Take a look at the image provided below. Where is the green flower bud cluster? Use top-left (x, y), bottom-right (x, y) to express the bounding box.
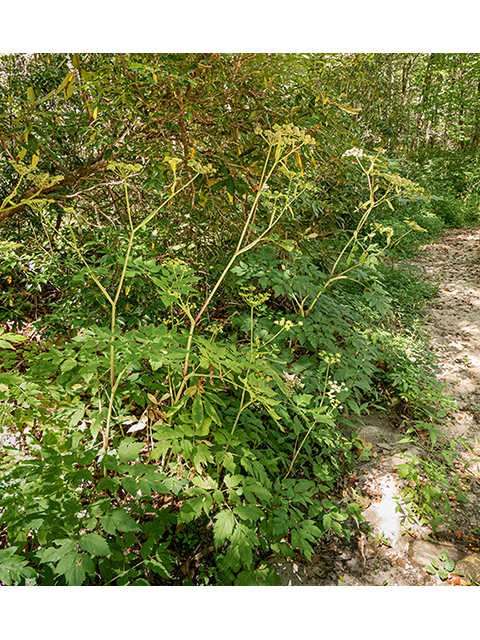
top-left (404, 218), bottom-right (428, 233)
top-left (255, 123), bottom-right (315, 148)
top-left (107, 162), bottom-right (143, 178)
top-left (239, 285), bottom-right (270, 308)
top-left (274, 318), bottom-right (303, 330)
top-left (163, 257), bottom-right (186, 269)
top-left (319, 350), bottom-right (341, 365)
top-left (10, 162), bottom-right (64, 188)
top-left (371, 222), bottom-right (394, 244)
top-left (188, 158), bottom-right (215, 175)
top-left (162, 156), bottom-right (183, 172)
top-left (28, 172), bottom-right (65, 189)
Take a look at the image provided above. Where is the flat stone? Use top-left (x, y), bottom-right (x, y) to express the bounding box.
top-left (454, 554), bottom-right (480, 584)
top-left (408, 539), bottom-right (466, 567)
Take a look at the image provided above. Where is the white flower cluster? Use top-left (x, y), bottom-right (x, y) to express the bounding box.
top-left (326, 380), bottom-right (348, 410)
top-left (342, 147), bottom-right (365, 158)
top-left (283, 370), bottom-right (305, 389)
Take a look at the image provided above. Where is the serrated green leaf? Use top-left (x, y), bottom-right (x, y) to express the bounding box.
top-left (233, 504), bottom-right (263, 522)
top-left (101, 508), bottom-right (140, 533)
top-left (78, 533), bottom-right (111, 557)
top-left (118, 438), bottom-right (144, 463)
top-left (193, 443), bottom-right (214, 471)
top-left (224, 474), bottom-right (243, 489)
top-left (178, 497), bottom-right (205, 524)
top-left (242, 479), bottom-right (271, 505)
top-left (122, 475), bottom-right (138, 495)
top-left (213, 510), bottom-right (235, 546)
top-left (55, 550), bottom-right (79, 576)
top-left (0, 548), bottom-right (37, 585)
top-left (213, 489), bottom-right (224, 504)
top-left (64, 554), bottom-right (94, 586)
top-left (196, 416), bottom-right (211, 436)
top-left (40, 539), bottom-right (77, 564)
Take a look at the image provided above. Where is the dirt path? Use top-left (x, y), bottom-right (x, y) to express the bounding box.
top-left (269, 227), bottom-right (480, 586)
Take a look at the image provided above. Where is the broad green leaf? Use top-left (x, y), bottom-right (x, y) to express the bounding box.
top-left (204, 397), bottom-right (221, 424)
top-left (65, 79), bottom-right (75, 99)
top-left (69, 405), bottom-right (85, 427)
top-left (60, 358), bottom-right (77, 373)
top-left (79, 533), bottom-right (111, 557)
top-left (27, 86), bottom-right (36, 103)
top-left (0, 548), bottom-right (37, 585)
top-left (233, 504), bottom-right (263, 522)
top-left (224, 474), bottom-right (243, 489)
top-left (196, 416), bottom-right (211, 436)
top-left (425, 564), bottom-right (436, 575)
top-left (192, 394), bottom-right (204, 428)
top-left (242, 479), bottom-right (271, 505)
top-left (444, 559), bottom-right (455, 572)
top-left (0, 332), bottom-right (27, 344)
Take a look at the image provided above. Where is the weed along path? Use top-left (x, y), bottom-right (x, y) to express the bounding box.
top-left (268, 226), bottom-right (480, 586)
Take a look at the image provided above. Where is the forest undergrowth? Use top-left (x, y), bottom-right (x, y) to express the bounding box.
top-left (1, 53), bottom-right (480, 586)
top-left (0, 140), bottom-right (472, 586)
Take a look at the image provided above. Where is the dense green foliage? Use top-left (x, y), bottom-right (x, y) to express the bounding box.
top-left (0, 53), bottom-right (478, 585)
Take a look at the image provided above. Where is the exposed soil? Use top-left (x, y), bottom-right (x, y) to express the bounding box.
top-left (268, 227), bottom-right (480, 586)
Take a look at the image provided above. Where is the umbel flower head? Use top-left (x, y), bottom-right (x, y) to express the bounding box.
top-left (107, 162), bottom-right (143, 178)
top-left (239, 285), bottom-right (271, 308)
top-left (404, 218), bottom-right (428, 232)
top-left (188, 158), bottom-right (215, 176)
top-left (255, 123), bottom-right (315, 148)
top-left (342, 147), bottom-right (365, 158)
